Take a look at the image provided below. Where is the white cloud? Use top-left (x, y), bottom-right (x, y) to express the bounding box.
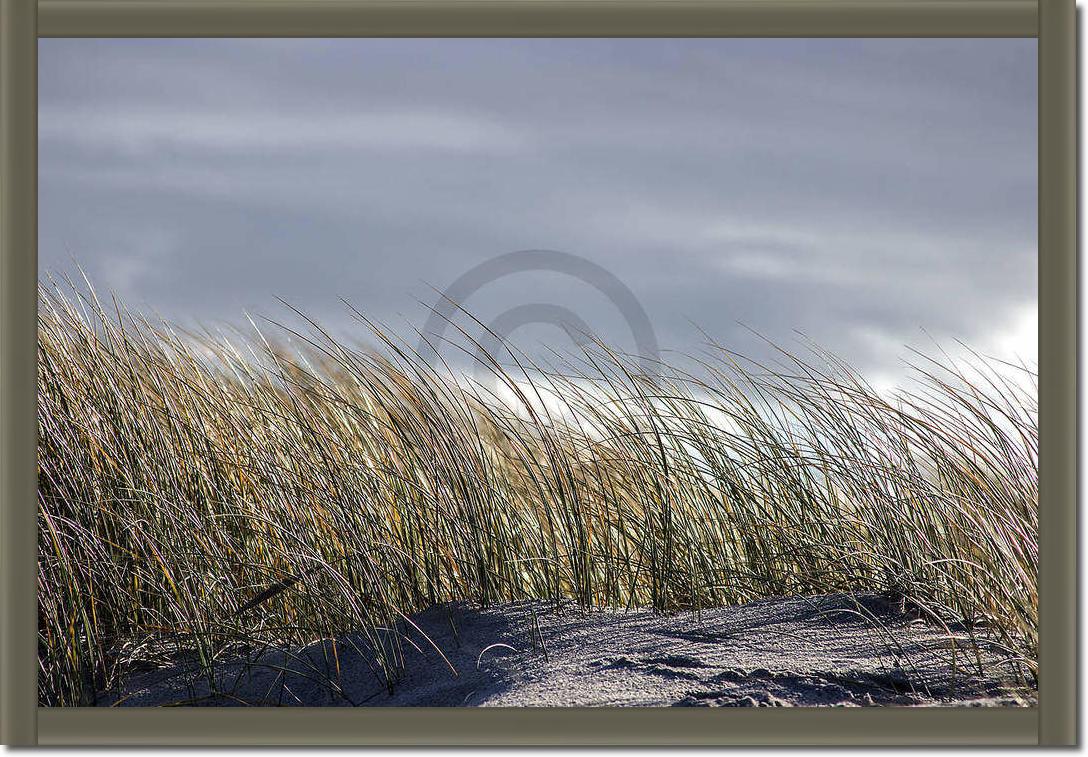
top-left (987, 302), bottom-right (1038, 366)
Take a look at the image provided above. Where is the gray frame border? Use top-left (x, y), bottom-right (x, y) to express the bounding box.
top-left (1, 0), bottom-right (1075, 746)
top-left (1, 0), bottom-right (38, 748)
top-left (1038, 0), bottom-right (1077, 745)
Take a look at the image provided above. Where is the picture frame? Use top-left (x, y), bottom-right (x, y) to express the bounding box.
top-left (1, 0), bottom-right (1075, 746)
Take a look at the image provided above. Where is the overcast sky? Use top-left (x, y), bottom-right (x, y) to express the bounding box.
top-left (39, 38), bottom-right (1037, 384)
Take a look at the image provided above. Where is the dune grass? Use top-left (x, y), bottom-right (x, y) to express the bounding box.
top-left (37, 281), bottom-right (1037, 706)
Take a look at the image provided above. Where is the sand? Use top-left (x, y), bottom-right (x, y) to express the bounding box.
top-left (98, 592), bottom-right (1035, 707)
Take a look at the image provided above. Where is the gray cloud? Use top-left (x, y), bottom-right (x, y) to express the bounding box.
top-left (39, 38), bottom-right (1037, 378)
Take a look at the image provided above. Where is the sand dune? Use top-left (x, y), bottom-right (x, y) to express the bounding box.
top-left (100, 593), bottom-right (1035, 708)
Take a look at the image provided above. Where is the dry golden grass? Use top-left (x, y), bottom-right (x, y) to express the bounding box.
top-left (38, 281), bottom-right (1037, 705)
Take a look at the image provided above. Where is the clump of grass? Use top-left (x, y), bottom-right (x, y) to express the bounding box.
top-left (37, 280), bottom-right (1037, 705)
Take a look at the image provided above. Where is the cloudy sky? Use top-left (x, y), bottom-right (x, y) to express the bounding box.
top-left (39, 38), bottom-right (1037, 383)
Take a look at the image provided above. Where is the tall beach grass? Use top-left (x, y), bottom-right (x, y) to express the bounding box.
top-left (38, 281), bottom-right (1037, 705)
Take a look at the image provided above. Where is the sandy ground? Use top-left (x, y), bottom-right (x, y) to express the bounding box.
top-left (98, 593), bottom-right (1035, 707)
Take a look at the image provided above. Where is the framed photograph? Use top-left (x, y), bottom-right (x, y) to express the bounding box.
top-left (1, 0), bottom-right (1075, 746)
